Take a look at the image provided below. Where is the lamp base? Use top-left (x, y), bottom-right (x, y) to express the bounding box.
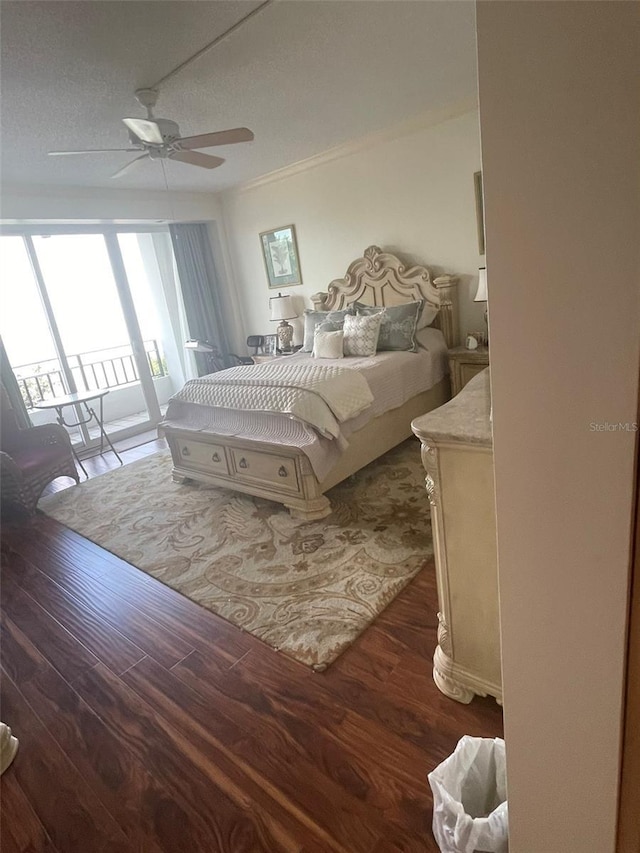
top-left (277, 320), bottom-right (294, 353)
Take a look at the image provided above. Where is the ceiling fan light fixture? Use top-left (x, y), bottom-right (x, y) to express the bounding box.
top-left (122, 117), bottom-right (165, 145)
top-left (47, 88), bottom-right (254, 175)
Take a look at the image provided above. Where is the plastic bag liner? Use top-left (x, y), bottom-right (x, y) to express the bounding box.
top-left (428, 736), bottom-right (508, 853)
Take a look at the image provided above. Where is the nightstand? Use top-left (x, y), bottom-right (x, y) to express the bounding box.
top-left (448, 346), bottom-right (490, 396)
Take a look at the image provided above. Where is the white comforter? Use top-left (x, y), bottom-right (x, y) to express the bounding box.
top-left (169, 360), bottom-right (374, 440)
top-left (163, 328), bottom-right (449, 479)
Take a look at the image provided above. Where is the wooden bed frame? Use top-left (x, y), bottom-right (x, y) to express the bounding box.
top-left (163, 246), bottom-right (458, 520)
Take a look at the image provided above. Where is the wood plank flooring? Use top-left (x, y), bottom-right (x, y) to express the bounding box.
top-left (0, 438), bottom-right (503, 852)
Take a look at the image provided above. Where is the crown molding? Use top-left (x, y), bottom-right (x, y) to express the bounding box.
top-left (223, 98), bottom-right (478, 197)
top-left (0, 184), bottom-right (207, 202)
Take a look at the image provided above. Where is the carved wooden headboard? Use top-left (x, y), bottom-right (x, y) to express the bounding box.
top-left (310, 245), bottom-right (459, 348)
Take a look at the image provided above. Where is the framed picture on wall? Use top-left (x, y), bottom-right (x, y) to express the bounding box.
top-left (474, 171), bottom-right (486, 256)
top-left (259, 224), bottom-right (303, 288)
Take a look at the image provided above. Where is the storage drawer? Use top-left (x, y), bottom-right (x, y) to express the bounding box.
top-left (176, 439), bottom-right (229, 474)
top-left (229, 448), bottom-right (300, 494)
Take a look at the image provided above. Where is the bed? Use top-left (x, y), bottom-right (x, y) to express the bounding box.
top-left (161, 245), bottom-right (458, 519)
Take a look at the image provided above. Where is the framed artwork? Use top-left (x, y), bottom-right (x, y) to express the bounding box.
top-left (474, 171), bottom-right (486, 256)
top-left (263, 334), bottom-right (278, 356)
top-left (259, 224), bottom-right (302, 288)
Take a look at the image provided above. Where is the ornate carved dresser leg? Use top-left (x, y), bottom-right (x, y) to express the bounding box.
top-left (433, 645), bottom-right (475, 704)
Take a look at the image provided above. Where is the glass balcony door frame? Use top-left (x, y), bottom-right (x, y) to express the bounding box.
top-left (104, 230), bottom-right (162, 427)
top-left (2, 223), bottom-right (167, 447)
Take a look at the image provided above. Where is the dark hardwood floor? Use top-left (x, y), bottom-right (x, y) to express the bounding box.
top-left (0, 438), bottom-right (503, 853)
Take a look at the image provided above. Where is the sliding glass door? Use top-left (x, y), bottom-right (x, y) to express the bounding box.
top-left (33, 232), bottom-right (158, 442)
top-left (0, 235), bottom-right (72, 425)
top-left (0, 227), bottom-right (181, 452)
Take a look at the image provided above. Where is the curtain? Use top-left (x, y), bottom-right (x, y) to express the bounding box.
top-left (169, 223), bottom-right (231, 377)
top-left (0, 336), bottom-right (31, 429)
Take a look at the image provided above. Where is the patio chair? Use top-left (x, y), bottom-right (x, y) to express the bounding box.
top-left (0, 398), bottom-right (79, 515)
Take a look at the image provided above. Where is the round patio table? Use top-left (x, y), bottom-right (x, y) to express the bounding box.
top-left (34, 389), bottom-right (123, 478)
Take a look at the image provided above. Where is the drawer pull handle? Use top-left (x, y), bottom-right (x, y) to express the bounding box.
top-left (239, 457), bottom-right (248, 469)
top-left (182, 446), bottom-right (191, 456)
top-left (278, 466), bottom-right (288, 478)
top-left (212, 452), bottom-right (221, 463)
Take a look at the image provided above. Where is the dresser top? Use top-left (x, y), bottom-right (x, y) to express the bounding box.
top-left (411, 369), bottom-right (492, 447)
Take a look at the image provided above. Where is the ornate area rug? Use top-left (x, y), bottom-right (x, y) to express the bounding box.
top-left (40, 441), bottom-right (432, 669)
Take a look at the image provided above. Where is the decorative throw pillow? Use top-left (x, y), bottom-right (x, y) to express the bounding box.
top-left (315, 320), bottom-right (344, 335)
top-left (313, 329), bottom-right (344, 359)
top-left (343, 313), bottom-right (382, 357)
top-left (356, 300), bottom-right (424, 352)
top-left (302, 308), bottom-right (354, 352)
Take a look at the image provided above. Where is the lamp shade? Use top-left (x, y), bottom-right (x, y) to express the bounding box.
top-left (270, 293), bottom-right (296, 321)
top-left (474, 267), bottom-right (488, 302)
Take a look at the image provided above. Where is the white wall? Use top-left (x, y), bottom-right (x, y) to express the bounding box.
top-left (220, 109), bottom-right (486, 347)
top-left (0, 185), bottom-right (221, 223)
top-left (477, 3), bottom-right (640, 851)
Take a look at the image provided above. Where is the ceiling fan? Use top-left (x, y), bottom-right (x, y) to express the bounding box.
top-left (48, 89), bottom-right (254, 178)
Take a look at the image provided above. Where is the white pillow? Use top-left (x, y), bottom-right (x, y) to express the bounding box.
top-left (343, 313), bottom-right (382, 357)
top-left (302, 308), bottom-right (353, 351)
top-left (313, 329), bottom-right (344, 359)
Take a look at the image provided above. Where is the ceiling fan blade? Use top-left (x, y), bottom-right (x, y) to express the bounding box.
top-left (122, 118), bottom-right (164, 145)
top-left (170, 151), bottom-right (225, 169)
top-left (176, 127), bottom-right (254, 150)
top-left (49, 148), bottom-right (139, 156)
top-left (110, 154), bottom-right (149, 179)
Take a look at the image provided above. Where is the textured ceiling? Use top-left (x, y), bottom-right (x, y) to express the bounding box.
top-left (0, 0), bottom-right (477, 193)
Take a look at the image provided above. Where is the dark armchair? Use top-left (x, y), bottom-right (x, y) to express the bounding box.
top-left (0, 404), bottom-right (79, 515)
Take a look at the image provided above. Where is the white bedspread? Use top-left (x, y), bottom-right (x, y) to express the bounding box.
top-left (163, 327), bottom-right (449, 480)
top-left (169, 360), bottom-right (374, 440)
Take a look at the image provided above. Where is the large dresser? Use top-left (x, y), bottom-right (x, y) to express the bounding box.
top-left (411, 370), bottom-right (502, 704)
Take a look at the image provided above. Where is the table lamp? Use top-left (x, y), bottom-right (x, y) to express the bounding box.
top-left (270, 293), bottom-right (297, 352)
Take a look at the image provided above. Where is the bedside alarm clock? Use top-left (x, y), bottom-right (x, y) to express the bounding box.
top-left (465, 334), bottom-right (479, 350)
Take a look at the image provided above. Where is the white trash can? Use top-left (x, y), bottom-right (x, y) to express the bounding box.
top-left (428, 736), bottom-right (508, 853)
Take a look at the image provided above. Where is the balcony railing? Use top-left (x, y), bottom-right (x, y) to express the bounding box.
top-left (14, 340), bottom-right (167, 410)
